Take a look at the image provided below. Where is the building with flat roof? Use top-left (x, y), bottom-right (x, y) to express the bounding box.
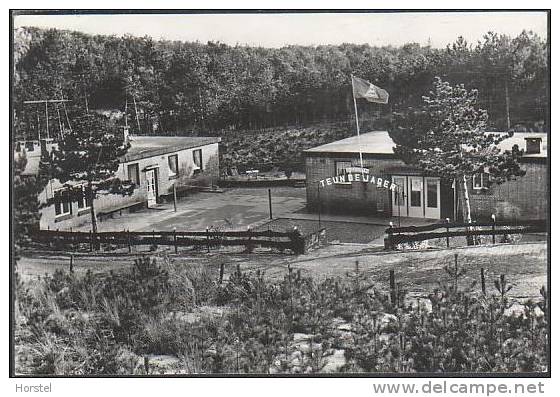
top-left (21, 134), bottom-right (221, 230)
top-left (304, 130), bottom-right (547, 221)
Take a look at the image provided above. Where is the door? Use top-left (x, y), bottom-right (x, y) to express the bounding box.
top-left (408, 176), bottom-right (424, 218)
top-left (424, 177), bottom-right (441, 219)
top-left (391, 176), bottom-right (407, 217)
top-left (146, 169), bottom-right (157, 208)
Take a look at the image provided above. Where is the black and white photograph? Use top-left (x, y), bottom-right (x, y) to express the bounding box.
top-left (9, 9), bottom-right (550, 379)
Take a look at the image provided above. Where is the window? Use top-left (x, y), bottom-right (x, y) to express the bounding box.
top-left (168, 154), bottom-right (179, 178)
top-left (76, 186), bottom-right (92, 210)
top-left (473, 173), bottom-right (490, 190)
top-left (393, 177), bottom-right (405, 206)
top-left (54, 189), bottom-right (72, 216)
top-left (25, 141), bottom-right (35, 152)
top-left (426, 180), bottom-right (438, 208)
top-left (193, 149), bottom-right (203, 171)
top-left (127, 163), bottom-right (140, 185)
top-left (334, 161), bottom-right (352, 184)
top-left (410, 179), bottom-right (422, 207)
top-left (525, 137), bottom-right (542, 154)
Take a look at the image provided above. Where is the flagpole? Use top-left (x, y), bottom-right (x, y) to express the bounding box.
top-left (351, 74), bottom-right (365, 174)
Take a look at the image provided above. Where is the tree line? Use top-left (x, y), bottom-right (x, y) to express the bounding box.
top-left (13, 26), bottom-right (548, 140)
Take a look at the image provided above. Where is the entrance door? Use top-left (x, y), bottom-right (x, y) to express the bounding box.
top-left (408, 176), bottom-right (424, 218)
top-left (146, 169), bottom-right (157, 208)
top-left (391, 176), bottom-right (407, 217)
top-left (424, 177), bottom-right (441, 219)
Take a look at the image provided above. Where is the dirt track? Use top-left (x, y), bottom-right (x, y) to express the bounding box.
top-left (17, 242), bottom-right (547, 302)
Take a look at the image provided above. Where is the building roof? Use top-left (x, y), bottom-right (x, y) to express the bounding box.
top-left (305, 131), bottom-right (395, 155)
top-left (495, 132), bottom-right (547, 158)
top-left (121, 135), bottom-right (221, 163)
top-left (305, 130), bottom-right (547, 159)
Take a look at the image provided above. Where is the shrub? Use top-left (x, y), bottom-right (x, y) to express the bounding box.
top-left (15, 257), bottom-right (549, 375)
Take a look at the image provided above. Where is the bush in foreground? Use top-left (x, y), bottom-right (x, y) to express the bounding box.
top-left (15, 256), bottom-right (548, 374)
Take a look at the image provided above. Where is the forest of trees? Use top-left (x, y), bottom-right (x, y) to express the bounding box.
top-left (13, 26), bottom-right (548, 140)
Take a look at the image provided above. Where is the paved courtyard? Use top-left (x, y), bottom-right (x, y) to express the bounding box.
top-left (78, 186), bottom-right (436, 244)
top-left (86, 187), bottom-right (308, 232)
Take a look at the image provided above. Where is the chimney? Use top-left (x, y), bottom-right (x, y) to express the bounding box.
top-left (524, 137), bottom-right (542, 155)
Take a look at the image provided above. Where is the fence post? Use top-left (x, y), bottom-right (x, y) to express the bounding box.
top-left (173, 183), bottom-right (177, 213)
top-left (454, 253), bottom-right (459, 293)
top-left (385, 222), bottom-right (394, 250)
top-left (219, 263), bottom-right (224, 284)
top-left (480, 267), bottom-right (486, 295)
top-left (445, 218), bottom-right (450, 248)
top-left (206, 226), bottom-right (210, 253)
top-left (69, 254), bottom-right (74, 273)
top-left (396, 282), bottom-right (402, 308)
top-left (89, 230), bottom-right (93, 252)
top-left (491, 214), bottom-right (496, 244)
top-left (355, 260), bottom-right (360, 291)
top-left (288, 264), bottom-right (294, 321)
top-left (173, 227), bottom-right (178, 254)
top-left (268, 188), bottom-right (273, 220)
top-left (389, 269), bottom-right (396, 307)
top-left (70, 227), bottom-right (74, 251)
top-left (127, 229), bottom-right (131, 253)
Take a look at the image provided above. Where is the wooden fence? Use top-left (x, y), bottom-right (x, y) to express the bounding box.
top-left (384, 219), bottom-right (547, 250)
top-left (32, 228), bottom-right (307, 254)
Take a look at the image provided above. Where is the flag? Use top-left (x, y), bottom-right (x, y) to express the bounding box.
top-left (352, 75), bottom-right (389, 104)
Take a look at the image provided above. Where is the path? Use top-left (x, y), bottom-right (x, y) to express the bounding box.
top-left (18, 242), bottom-right (547, 302)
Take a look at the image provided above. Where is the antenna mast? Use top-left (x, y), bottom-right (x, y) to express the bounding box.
top-left (23, 99), bottom-right (71, 140)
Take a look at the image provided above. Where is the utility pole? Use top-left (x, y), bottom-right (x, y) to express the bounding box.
top-left (173, 183), bottom-right (177, 213)
top-left (317, 182), bottom-right (321, 228)
top-left (124, 98), bottom-right (128, 128)
top-left (505, 81), bottom-right (511, 130)
top-left (45, 101), bottom-right (49, 139)
top-left (23, 99), bottom-right (71, 140)
top-left (133, 95), bottom-right (141, 134)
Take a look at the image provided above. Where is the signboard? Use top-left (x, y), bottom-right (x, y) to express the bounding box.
top-left (345, 167), bottom-right (370, 174)
top-left (318, 173), bottom-right (397, 191)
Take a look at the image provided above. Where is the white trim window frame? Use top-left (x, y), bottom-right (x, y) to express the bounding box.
top-left (192, 149), bottom-right (203, 172)
top-left (334, 161), bottom-right (352, 184)
top-left (168, 154), bottom-right (179, 179)
top-left (54, 188), bottom-right (72, 217)
top-left (76, 185), bottom-right (91, 211)
top-left (127, 163), bottom-right (140, 185)
top-left (472, 172), bottom-right (490, 190)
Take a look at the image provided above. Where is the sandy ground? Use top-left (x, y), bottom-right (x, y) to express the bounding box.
top-left (18, 241), bottom-right (547, 302)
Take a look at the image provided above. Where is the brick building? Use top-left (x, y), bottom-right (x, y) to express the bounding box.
top-left (304, 131), bottom-right (547, 221)
top-left (17, 134), bottom-right (221, 230)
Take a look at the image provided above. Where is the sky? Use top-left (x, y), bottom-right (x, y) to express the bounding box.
top-left (13, 11), bottom-right (548, 48)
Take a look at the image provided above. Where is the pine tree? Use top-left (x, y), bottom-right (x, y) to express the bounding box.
top-left (390, 77), bottom-right (526, 242)
top-left (13, 153), bottom-right (41, 263)
top-left (50, 112), bottom-right (134, 235)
